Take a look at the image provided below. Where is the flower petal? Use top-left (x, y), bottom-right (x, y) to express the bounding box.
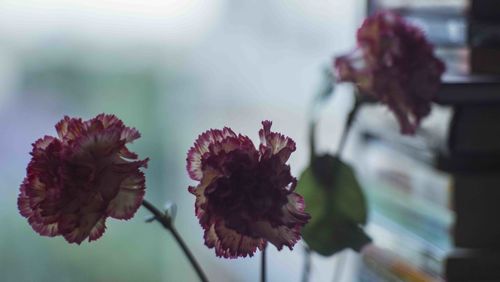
top-left (69, 127), bottom-right (124, 159)
top-left (258, 120), bottom-right (296, 162)
top-left (33, 135), bottom-right (57, 150)
top-left (250, 221), bottom-right (301, 251)
top-left (28, 217), bottom-right (59, 237)
top-left (55, 116), bottom-right (85, 141)
top-left (210, 222), bottom-right (265, 258)
top-left (89, 217), bottom-right (107, 242)
top-left (94, 113), bottom-right (141, 143)
top-left (94, 113), bottom-right (123, 128)
top-left (119, 146), bottom-right (139, 159)
top-left (19, 179), bottom-right (61, 237)
top-left (189, 167), bottom-right (220, 228)
top-left (187, 127), bottom-right (237, 181)
top-left (281, 193), bottom-right (311, 226)
top-left (107, 171), bottom-right (146, 220)
top-left (61, 210), bottom-right (104, 244)
top-left (18, 180), bottom-right (33, 218)
top-left (250, 194), bottom-right (310, 250)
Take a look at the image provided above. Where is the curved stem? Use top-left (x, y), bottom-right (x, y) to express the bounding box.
top-left (337, 97), bottom-right (362, 155)
top-left (261, 246), bottom-right (267, 282)
top-left (142, 200), bottom-right (209, 282)
top-left (308, 120), bottom-right (317, 164)
top-left (308, 67), bottom-right (335, 161)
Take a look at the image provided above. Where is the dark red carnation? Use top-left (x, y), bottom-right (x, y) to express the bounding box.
top-left (334, 11), bottom-right (445, 134)
top-left (18, 114), bottom-right (148, 244)
top-left (187, 121), bottom-right (310, 258)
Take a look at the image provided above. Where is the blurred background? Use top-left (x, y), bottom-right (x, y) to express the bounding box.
top-left (0, 1), bottom-right (370, 281)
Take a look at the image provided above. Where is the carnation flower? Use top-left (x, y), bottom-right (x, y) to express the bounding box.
top-left (18, 114), bottom-right (148, 244)
top-left (187, 121), bottom-right (310, 258)
top-left (334, 11), bottom-right (445, 134)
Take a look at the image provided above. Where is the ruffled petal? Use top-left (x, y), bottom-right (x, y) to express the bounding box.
top-left (69, 127), bottom-right (124, 160)
top-left (120, 127), bottom-right (141, 143)
top-left (119, 146), bottom-right (138, 159)
top-left (55, 116), bottom-right (85, 141)
top-left (250, 221), bottom-right (301, 251)
top-left (61, 212), bottom-right (103, 244)
top-left (189, 167), bottom-right (220, 228)
top-left (20, 135), bottom-right (64, 237)
top-left (88, 217), bottom-right (107, 242)
top-left (189, 185), bottom-right (208, 226)
top-left (201, 135), bottom-right (258, 177)
top-left (18, 180), bottom-right (33, 218)
top-left (281, 193), bottom-right (311, 226)
top-left (28, 217), bottom-right (59, 237)
top-left (209, 222), bottom-right (265, 258)
top-left (94, 114), bottom-right (141, 143)
top-left (187, 127), bottom-right (237, 181)
top-left (258, 120), bottom-right (296, 162)
top-left (33, 135), bottom-right (57, 150)
top-left (250, 193), bottom-right (310, 250)
top-left (94, 113), bottom-right (124, 128)
top-left (107, 171), bottom-right (146, 220)
top-left (19, 178), bottom-right (61, 237)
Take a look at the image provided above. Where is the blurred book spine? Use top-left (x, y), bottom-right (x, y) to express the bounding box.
top-left (359, 245), bottom-right (444, 282)
top-left (354, 132), bottom-right (453, 280)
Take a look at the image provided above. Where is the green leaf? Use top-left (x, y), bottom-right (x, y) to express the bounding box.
top-left (296, 154), bottom-right (371, 256)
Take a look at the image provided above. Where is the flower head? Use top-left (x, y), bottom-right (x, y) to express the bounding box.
top-left (18, 114), bottom-right (148, 244)
top-left (334, 11), bottom-right (445, 134)
top-left (187, 121), bottom-right (310, 258)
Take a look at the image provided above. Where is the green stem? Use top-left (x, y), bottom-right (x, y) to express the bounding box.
top-left (309, 120), bottom-right (317, 164)
top-left (308, 68), bottom-right (335, 162)
top-left (336, 96), bottom-right (362, 155)
top-left (142, 200), bottom-right (209, 282)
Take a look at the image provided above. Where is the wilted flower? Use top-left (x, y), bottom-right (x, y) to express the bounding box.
top-left (187, 121), bottom-right (310, 258)
top-left (18, 114), bottom-right (148, 244)
top-left (334, 11), bottom-right (445, 134)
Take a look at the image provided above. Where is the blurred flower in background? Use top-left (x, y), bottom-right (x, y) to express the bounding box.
top-left (335, 11), bottom-right (445, 134)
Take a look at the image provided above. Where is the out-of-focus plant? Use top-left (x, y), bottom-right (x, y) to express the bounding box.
top-left (335, 11), bottom-right (445, 135)
top-left (297, 10), bottom-right (444, 281)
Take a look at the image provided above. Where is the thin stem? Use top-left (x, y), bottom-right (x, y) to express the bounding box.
top-left (308, 120), bottom-right (317, 164)
top-left (301, 245), bottom-right (312, 282)
top-left (337, 97), bottom-right (362, 155)
top-left (142, 200), bottom-right (209, 282)
top-left (261, 246), bottom-right (267, 282)
top-left (308, 67), bottom-right (335, 161)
